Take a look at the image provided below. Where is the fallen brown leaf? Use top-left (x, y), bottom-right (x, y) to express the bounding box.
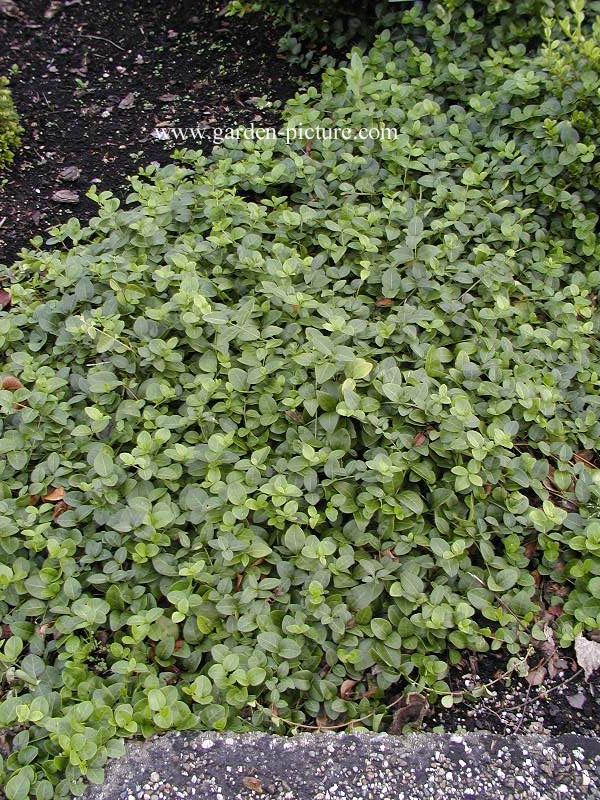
top-left (1, 375), bottom-right (24, 391)
top-left (575, 633), bottom-right (600, 680)
top-left (538, 624), bottom-right (557, 659)
top-left (375, 297), bottom-right (394, 307)
top-left (316, 708), bottom-right (330, 729)
top-left (547, 654), bottom-right (568, 679)
top-left (118, 92), bottom-right (135, 110)
top-left (566, 691), bottom-right (586, 710)
top-left (468, 653), bottom-right (479, 674)
top-left (340, 678), bottom-right (359, 699)
top-left (413, 432), bottom-right (427, 447)
top-left (58, 165), bottom-right (81, 182)
top-left (241, 777), bottom-right (263, 794)
top-left (36, 622), bottom-right (53, 636)
top-left (524, 540), bottom-right (538, 559)
top-left (534, 623), bottom-right (568, 679)
top-left (574, 450), bottom-right (595, 466)
top-left (52, 500), bottom-right (69, 521)
top-left (242, 775), bottom-right (263, 794)
top-left (388, 692), bottom-right (429, 734)
top-left (0, 289), bottom-right (11, 310)
top-left (526, 663), bottom-right (546, 686)
top-left (43, 486), bottom-right (65, 502)
top-left (51, 189), bottom-right (80, 204)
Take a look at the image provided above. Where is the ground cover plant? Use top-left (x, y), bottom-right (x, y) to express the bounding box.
top-left (1, 0), bottom-right (600, 797)
top-left (0, 75), bottom-right (21, 171)
top-left (226, 0), bottom-right (559, 70)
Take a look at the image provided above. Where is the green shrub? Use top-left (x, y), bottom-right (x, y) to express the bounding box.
top-left (227, 0), bottom-right (555, 70)
top-left (1, 1), bottom-right (600, 798)
top-left (0, 76), bottom-right (21, 170)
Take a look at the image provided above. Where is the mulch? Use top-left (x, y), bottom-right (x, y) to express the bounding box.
top-left (0, 0), bottom-right (300, 266)
top-left (423, 647), bottom-right (600, 738)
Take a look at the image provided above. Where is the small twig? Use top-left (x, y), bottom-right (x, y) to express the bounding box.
top-left (0, 217), bottom-right (6, 229)
top-left (571, 455), bottom-right (596, 469)
top-left (502, 669), bottom-right (584, 714)
top-left (513, 679), bottom-right (533, 734)
top-left (260, 652), bottom-right (534, 732)
top-left (257, 692), bottom-right (409, 731)
top-left (460, 277), bottom-right (482, 301)
top-left (80, 33), bottom-right (126, 51)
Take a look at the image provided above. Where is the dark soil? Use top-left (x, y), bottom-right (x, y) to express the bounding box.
top-left (422, 650), bottom-right (600, 738)
top-left (0, 0), bottom-right (301, 266)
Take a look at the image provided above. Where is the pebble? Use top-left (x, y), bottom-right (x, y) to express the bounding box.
top-left (83, 732), bottom-right (600, 800)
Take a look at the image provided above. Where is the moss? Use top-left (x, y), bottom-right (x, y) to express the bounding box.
top-left (0, 76), bottom-right (22, 170)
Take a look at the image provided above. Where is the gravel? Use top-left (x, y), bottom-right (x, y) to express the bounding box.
top-left (85, 731), bottom-right (600, 800)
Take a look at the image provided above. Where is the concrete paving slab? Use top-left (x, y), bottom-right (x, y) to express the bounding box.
top-left (85, 731), bottom-right (600, 800)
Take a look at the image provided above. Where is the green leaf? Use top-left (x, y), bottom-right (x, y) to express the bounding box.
top-left (400, 571), bottom-right (424, 597)
top-left (284, 525), bottom-right (305, 553)
top-left (589, 577), bottom-right (600, 599)
top-left (488, 568), bottom-right (520, 592)
top-left (345, 358), bottom-right (373, 380)
top-left (381, 267), bottom-right (401, 298)
top-left (5, 767), bottom-right (34, 800)
top-left (92, 446), bottom-right (114, 477)
top-left (397, 491), bottom-right (424, 515)
top-left (87, 370), bottom-right (122, 394)
top-left (148, 689), bottom-right (166, 712)
top-left (279, 639), bottom-right (302, 659)
top-left (227, 483), bottom-right (248, 505)
top-left (371, 618), bottom-right (392, 639)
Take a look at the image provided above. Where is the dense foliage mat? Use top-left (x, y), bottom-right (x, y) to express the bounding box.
top-left (0, 76), bottom-right (21, 171)
top-left (226, 0), bottom-right (562, 70)
top-left (1, 1), bottom-right (600, 797)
